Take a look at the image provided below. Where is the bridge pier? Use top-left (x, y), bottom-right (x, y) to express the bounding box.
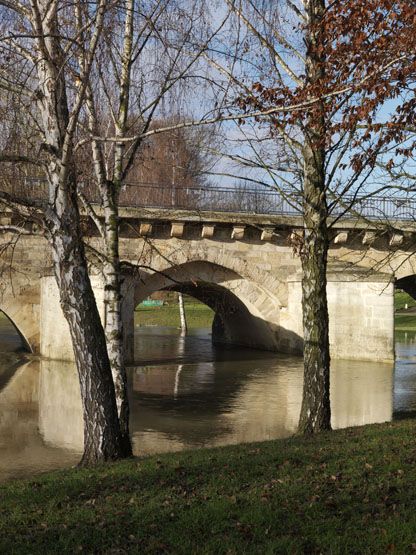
top-left (37, 266), bottom-right (394, 364)
top-left (284, 267), bottom-right (394, 362)
top-left (40, 275), bottom-right (135, 363)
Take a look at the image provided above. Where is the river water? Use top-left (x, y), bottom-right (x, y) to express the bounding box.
top-left (1, 317), bottom-right (416, 482)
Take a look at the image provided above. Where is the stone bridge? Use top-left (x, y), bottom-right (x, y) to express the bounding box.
top-left (2, 202), bottom-right (416, 363)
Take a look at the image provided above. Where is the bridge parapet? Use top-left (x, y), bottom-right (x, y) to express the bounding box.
top-left (7, 179), bottom-right (416, 221)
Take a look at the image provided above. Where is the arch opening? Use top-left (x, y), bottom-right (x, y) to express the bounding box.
top-left (162, 281), bottom-right (276, 350)
top-left (0, 310), bottom-right (32, 353)
top-left (135, 290), bottom-right (214, 331)
top-left (396, 275), bottom-right (416, 302)
top-left (125, 259), bottom-right (303, 359)
top-left (133, 275), bottom-right (279, 352)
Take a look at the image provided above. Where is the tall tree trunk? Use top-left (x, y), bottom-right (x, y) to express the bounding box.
top-left (99, 0), bottom-right (135, 455)
top-left (34, 0), bottom-right (126, 463)
top-left (77, 0), bottom-right (133, 456)
top-left (298, 0), bottom-right (331, 434)
top-left (81, 81), bottom-right (132, 455)
top-left (103, 191), bottom-right (132, 456)
top-left (48, 176), bottom-right (125, 465)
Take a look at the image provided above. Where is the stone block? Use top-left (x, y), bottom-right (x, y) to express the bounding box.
top-left (362, 231), bottom-right (377, 245)
top-left (0, 216), bottom-right (11, 226)
top-left (231, 225), bottom-right (245, 240)
top-left (389, 233), bottom-right (403, 247)
top-left (201, 224), bottom-right (215, 239)
top-left (260, 227), bottom-right (275, 241)
top-left (334, 231), bottom-right (348, 244)
top-left (139, 222), bottom-right (152, 237)
top-left (171, 222), bottom-right (185, 238)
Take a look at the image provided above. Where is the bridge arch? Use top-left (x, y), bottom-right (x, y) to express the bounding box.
top-left (131, 260), bottom-right (302, 352)
top-left (0, 310), bottom-right (32, 353)
top-left (0, 278), bottom-right (40, 353)
top-left (395, 274), bottom-right (416, 300)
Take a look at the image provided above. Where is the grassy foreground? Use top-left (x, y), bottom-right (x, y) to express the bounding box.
top-left (3, 421), bottom-right (416, 553)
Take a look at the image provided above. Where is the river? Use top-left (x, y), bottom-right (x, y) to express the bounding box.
top-left (1, 316), bottom-right (415, 482)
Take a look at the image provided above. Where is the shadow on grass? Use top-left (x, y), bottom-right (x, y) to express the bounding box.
top-left (2, 421), bottom-right (416, 553)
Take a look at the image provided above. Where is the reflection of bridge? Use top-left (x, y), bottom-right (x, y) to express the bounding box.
top-left (1, 202), bottom-right (416, 363)
top-left (0, 357), bottom-right (394, 457)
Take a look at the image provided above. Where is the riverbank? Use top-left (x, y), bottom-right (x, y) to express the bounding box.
top-left (395, 313), bottom-right (416, 331)
top-left (135, 300), bottom-right (214, 328)
top-left (2, 420), bottom-right (416, 553)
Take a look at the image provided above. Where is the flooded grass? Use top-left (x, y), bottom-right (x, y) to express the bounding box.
top-left (2, 420), bottom-right (416, 553)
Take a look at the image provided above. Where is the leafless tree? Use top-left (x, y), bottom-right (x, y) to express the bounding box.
top-left (199, 0), bottom-right (416, 433)
top-left (0, 1), bottom-right (129, 464)
top-left (0, 0), bottom-right (228, 462)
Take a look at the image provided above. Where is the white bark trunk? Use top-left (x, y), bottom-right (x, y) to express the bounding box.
top-left (178, 293), bottom-right (188, 334)
top-left (30, 0), bottom-right (125, 463)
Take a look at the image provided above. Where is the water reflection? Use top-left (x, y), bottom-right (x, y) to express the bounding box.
top-left (394, 330), bottom-right (416, 414)
top-left (34, 340), bottom-right (394, 456)
top-left (0, 325), bottom-right (415, 481)
top-left (0, 360), bottom-right (79, 482)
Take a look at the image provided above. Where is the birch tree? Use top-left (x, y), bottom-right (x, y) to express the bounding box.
top-left (209, 0), bottom-right (416, 433)
top-left (0, 1), bottom-right (126, 464)
top-left (74, 0), bottom-right (225, 449)
top-left (0, 0), bottom-right (226, 461)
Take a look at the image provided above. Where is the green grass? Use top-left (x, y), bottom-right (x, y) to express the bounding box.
top-left (135, 300), bottom-right (214, 329)
top-left (395, 290), bottom-right (416, 311)
top-left (393, 291), bottom-right (416, 331)
top-left (395, 313), bottom-right (416, 331)
top-left (3, 420), bottom-right (416, 553)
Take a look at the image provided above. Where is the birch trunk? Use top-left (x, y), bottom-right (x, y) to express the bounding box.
top-left (48, 180), bottom-right (124, 464)
top-left (100, 0), bottom-right (135, 454)
top-left (78, 0), bottom-right (134, 456)
top-left (297, 0), bottom-right (331, 434)
top-left (33, 0), bottom-right (125, 463)
top-left (178, 293), bottom-right (188, 334)
top-left (103, 192), bottom-right (132, 455)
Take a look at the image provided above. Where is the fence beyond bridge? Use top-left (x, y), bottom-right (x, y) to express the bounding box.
top-left (12, 180), bottom-right (416, 222)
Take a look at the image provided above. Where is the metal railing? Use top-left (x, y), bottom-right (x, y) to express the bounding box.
top-left (6, 179), bottom-right (416, 221)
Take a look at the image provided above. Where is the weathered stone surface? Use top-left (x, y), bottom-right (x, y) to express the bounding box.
top-left (390, 233), bottom-right (403, 247)
top-left (171, 222), bottom-right (185, 238)
top-left (3, 207), bottom-right (416, 363)
top-left (201, 224), bottom-right (215, 239)
top-left (261, 227), bottom-right (275, 241)
top-left (362, 231), bottom-right (377, 245)
top-left (231, 225), bottom-right (245, 240)
top-left (334, 231), bottom-right (348, 244)
top-left (139, 222), bottom-right (152, 237)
